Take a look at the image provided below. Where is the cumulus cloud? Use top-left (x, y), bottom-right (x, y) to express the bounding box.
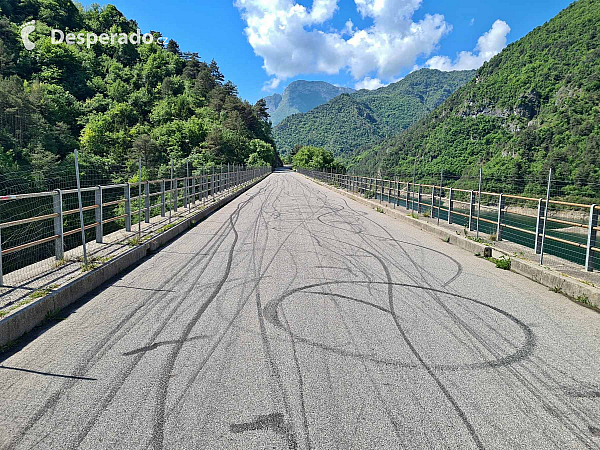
top-left (262, 77), bottom-right (282, 91)
top-left (355, 77), bottom-right (385, 90)
top-left (425, 19), bottom-right (510, 71)
top-left (235, 0), bottom-right (451, 88)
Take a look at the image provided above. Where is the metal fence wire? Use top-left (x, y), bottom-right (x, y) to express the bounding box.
top-left (0, 152), bottom-right (271, 286)
top-left (299, 167), bottom-right (599, 273)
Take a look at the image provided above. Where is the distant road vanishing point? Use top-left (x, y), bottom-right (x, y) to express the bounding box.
top-left (1, 169), bottom-right (599, 449)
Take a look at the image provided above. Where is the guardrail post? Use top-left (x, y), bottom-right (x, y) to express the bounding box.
top-left (95, 186), bottom-right (103, 243)
top-left (406, 182), bottom-right (410, 210)
top-left (380, 178), bottom-right (383, 203)
top-left (387, 180), bottom-right (390, 203)
top-left (74, 150), bottom-right (88, 265)
top-left (469, 191), bottom-right (476, 231)
top-left (54, 189), bottom-right (64, 259)
top-left (204, 168), bottom-right (207, 204)
top-left (170, 161), bottom-right (174, 222)
top-left (417, 185), bottom-right (422, 213)
top-left (448, 188), bottom-right (454, 224)
top-left (431, 186), bottom-right (436, 218)
top-left (125, 184), bottom-right (131, 231)
top-left (174, 178), bottom-right (178, 212)
top-left (185, 162), bottom-right (189, 209)
top-left (585, 204), bottom-right (598, 272)
top-left (160, 180), bottom-right (166, 217)
top-left (0, 228), bottom-right (3, 285)
top-left (192, 175), bottom-right (196, 205)
top-left (211, 166), bottom-right (215, 199)
top-left (534, 198), bottom-right (545, 254)
top-left (145, 181), bottom-right (150, 223)
top-left (497, 194), bottom-right (505, 241)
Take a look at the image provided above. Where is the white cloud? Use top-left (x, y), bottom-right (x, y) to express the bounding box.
top-left (262, 77), bottom-right (282, 91)
top-left (425, 19), bottom-right (510, 71)
top-left (355, 77), bottom-right (385, 90)
top-left (235, 0), bottom-right (451, 83)
top-left (469, 18), bottom-right (475, 26)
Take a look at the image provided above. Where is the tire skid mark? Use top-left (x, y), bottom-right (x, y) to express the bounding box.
top-left (162, 175), bottom-right (313, 447)
top-left (150, 187), bottom-right (270, 449)
top-left (72, 186), bottom-right (267, 449)
top-left (5, 194), bottom-right (251, 450)
top-left (301, 221), bottom-right (408, 446)
top-left (303, 176), bottom-right (599, 448)
top-left (253, 179), bottom-right (301, 449)
top-left (299, 176), bottom-right (414, 445)
top-left (317, 184), bottom-right (599, 448)
top-left (315, 199), bottom-right (524, 376)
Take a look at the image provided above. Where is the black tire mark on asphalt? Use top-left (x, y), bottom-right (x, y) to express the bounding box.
top-left (150, 188), bottom-right (268, 449)
top-left (262, 279), bottom-right (534, 372)
top-left (310, 198), bottom-right (525, 378)
top-left (71, 187), bottom-right (267, 450)
top-left (296, 178), bottom-right (409, 445)
top-left (230, 412), bottom-right (293, 437)
top-left (375, 246), bottom-right (485, 449)
top-left (254, 179), bottom-right (304, 448)
top-left (300, 175), bottom-right (600, 447)
top-left (161, 174), bottom-right (314, 447)
top-left (122, 334), bottom-right (212, 356)
top-left (309, 183), bottom-right (600, 447)
top-left (5, 198), bottom-right (247, 449)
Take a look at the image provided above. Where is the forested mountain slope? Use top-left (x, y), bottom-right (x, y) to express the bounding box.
top-left (273, 68), bottom-right (475, 156)
top-left (355, 0), bottom-right (599, 199)
top-left (0, 0), bottom-right (277, 181)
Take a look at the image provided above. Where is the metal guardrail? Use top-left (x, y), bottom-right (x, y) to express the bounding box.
top-left (299, 168), bottom-right (599, 272)
top-left (0, 165), bottom-right (271, 284)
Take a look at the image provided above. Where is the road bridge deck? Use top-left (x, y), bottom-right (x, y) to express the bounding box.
top-left (1, 169), bottom-right (599, 449)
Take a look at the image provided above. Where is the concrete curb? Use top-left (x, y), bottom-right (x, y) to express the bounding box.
top-left (0, 175), bottom-right (269, 347)
top-left (308, 177), bottom-right (600, 309)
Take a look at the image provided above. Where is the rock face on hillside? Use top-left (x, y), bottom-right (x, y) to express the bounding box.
top-left (262, 81), bottom-right (354, 125)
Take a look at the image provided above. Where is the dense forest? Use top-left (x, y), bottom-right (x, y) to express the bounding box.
top-left (274, 68), bottom-right (475, 158)
top-left (0, 0), bottom-right (277, 187)
top-left (353, 0), bottom-right (599, 201)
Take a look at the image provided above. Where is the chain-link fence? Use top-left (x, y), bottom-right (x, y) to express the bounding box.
top-left (299, 167), bottom-right (599, 273)
top-left (0, 152), bottom-right (270, 288)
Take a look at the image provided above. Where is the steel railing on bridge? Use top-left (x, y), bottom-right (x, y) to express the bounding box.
top-left (0, 162), bottom-right (271, 285)
top-left (298, 168), bottom-right (599, 272)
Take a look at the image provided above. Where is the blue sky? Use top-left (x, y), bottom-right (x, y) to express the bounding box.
top-left (84, 0), bottom-right (574, 103)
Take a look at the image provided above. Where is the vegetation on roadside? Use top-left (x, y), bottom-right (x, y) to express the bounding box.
top-left (291, 146), bottom-right (344, 171)
top-left (486, 255), bottom-right (511, 270)
top-left (0, 284), bottom-right (58, 318)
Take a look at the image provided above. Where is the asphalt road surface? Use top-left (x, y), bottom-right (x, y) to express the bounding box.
top-left (1, 169), bottom-right (600, 450)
